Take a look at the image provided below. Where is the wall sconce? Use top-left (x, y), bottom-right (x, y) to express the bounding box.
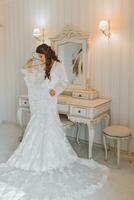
top-left (33, 28), bottom-right (45, 43)
top-left (99, 20), bottom-right (111, 38)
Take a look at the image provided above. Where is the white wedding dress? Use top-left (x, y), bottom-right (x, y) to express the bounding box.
top-left (0, 62), bottom-right (109, 200)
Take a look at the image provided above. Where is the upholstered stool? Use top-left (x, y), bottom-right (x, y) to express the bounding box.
top-left (103, 125), bottom-right (132, 167)
top-left (59, 114), bottom-right (74, 128)
top-left (59, 114), bottom-right (78, 141)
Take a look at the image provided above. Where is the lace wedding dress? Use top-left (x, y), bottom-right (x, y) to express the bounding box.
top-left (0, 62), bottom-right (109, 200)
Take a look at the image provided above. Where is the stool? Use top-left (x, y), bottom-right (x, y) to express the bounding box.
top-left (59, 114), bottom-right (78, 137)
top-left (59, 114), bottom-right (74, 128)
top-left (103, 125), bottom-right (132, 167)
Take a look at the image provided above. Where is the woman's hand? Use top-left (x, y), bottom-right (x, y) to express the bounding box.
top-left (23, 58), bottom-right (33, 72)
top-left (49, 89), bottom-right (56, 96)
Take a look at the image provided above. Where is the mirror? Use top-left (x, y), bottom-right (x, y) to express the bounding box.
top-left (58, 42), bottom-right (83, 86)
top-left (49, 25), bottom-right (90, 90)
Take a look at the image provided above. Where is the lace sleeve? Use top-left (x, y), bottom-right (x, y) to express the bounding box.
top-left (53, 63), bottom-right (69, 95)
top-left (21, 68), bottom-right (34, 75)
top-left (21, 68), bottom-right (36, 87)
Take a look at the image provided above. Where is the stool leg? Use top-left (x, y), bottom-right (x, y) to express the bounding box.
top-left (114, 140), bottom-right (117, 154)
top-left (117, 139), bottom-right (120, 167)
top-left (103, 135), bottom-right (108, 161)
top-left (128, 137), bottom-right (132, 163)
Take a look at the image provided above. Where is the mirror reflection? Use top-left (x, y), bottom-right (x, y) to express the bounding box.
top-left (58, 42), bottom-right (83, 86)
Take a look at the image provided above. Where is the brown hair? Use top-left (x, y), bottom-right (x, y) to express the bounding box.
top-left (36, 43), bottom-right (60, 79)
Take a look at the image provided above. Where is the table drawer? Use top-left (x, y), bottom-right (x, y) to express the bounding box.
top-left (19, 97), bottom-right (29, 107)
top-left (72, 92), bottom-right (89, 99)
top-left (70, 106), bottom-right (88, 117)
top-left (72, 91), bottom-right (98, 100)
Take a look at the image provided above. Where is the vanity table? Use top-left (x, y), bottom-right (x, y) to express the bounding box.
top-left (18, 26), bottom-right (111, 159)
top-left (58, 92), bottom-right (110, 158)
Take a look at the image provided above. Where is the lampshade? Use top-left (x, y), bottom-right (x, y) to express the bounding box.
top-left (99, 20), bottom-right (109, 31)
top-left (33, 28), bottom-right (41, 37)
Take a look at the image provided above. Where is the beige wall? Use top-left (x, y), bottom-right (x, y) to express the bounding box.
top-left (0, 0), bottom-right (134, 150)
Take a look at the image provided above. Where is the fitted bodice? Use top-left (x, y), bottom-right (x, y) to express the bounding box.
top-left (21, 62), bottom-right (68, 116)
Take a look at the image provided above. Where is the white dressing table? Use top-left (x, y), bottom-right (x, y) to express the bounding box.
top-left (57, 91), bottom-right (111, 159)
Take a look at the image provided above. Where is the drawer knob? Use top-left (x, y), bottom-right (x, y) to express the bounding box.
top-left (24, 101), bottom-right (27, 104)
top-left (78, 110), bottom-right (81, 113)
top-left (79, 94), bottom-right (82, 97)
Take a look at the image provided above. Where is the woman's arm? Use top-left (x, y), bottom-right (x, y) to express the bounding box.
top-left (21, 68), bottom-right (32, 74)
top-left (21, 62), bottom-right (37, 87)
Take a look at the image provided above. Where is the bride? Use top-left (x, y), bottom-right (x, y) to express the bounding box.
top-left (0, 44), bottom-right (109, 200)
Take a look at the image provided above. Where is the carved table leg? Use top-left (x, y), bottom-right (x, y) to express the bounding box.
top-left (17, 108), bottom-right (23, 128)
top-left (87, 122), bottom-right (95, 159)
top-left (73, 122), bottom-right (78, 141)
top-left (104, 114), bottom-right (110, 127)
top-left (76, 123), bottom-right (81, 145)
top-left (17, 108), bottom-right (24, 142)
top-left (103, 134), bottom-right (108, 161)
top-left (103, 114), bottom-right (111, 151)
top-left (17, 107), bottom-right (29, 142)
